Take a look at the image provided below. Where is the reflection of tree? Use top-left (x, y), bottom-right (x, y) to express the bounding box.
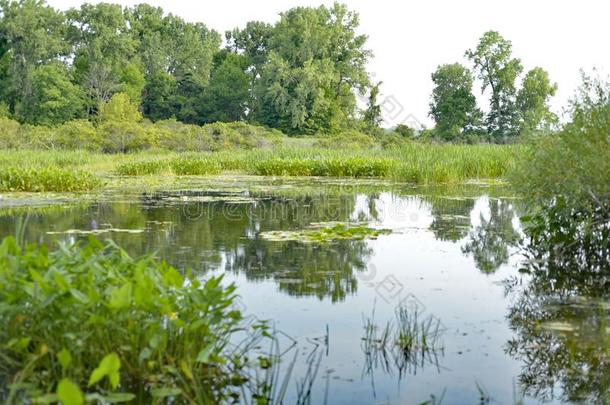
top-left (428, 197), bottom-right (475, 242)
top-left (224, 239), bottom-right (371, 302)
top-left (462, 199), bottom-right (520, 274)
top-left (506, 203), bottom-right (610, 403)
top-left (0, 191), bottom-right (372, 302)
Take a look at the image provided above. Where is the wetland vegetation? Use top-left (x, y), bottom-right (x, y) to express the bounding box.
top-left (0, 0), bottom-right (608, 403)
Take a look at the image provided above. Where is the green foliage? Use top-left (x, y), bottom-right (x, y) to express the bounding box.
top-left (26, 62), bottom-right (86, 126)
top-left (0, 167), bottom-right (101, 192)
top-left (252, 156), bottom-right (393, 178)
top-left (429, 63), bottom-right (483, 141)
top-left (511, 73), bottom-right (610, 207)
top-left (466, 31), bottom-right (523, 140)
top-left (54, 119), bottom-right (104, 151)
top-left (98, 121), bottom-right (152, 153)
top-left (0, 117), bottom-right (23, 148)
top-left (517, 67), bottom-right (558, 135)
top-left (115, 159), bottom-right (170, 176)
top-left (0, 236), bottom-right (245, 402)
top-left (254, 3), bottom-right (371, 134)
top-left (261, 223), bottom-right (391, 243)
top-left (170, 157), bottom-right (222, 176)
top-left (98, 92), bottom-right (142, 123)
top-left (313, 130), bottom-right (377, 150)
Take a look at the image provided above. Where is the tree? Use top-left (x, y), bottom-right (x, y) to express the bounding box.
top-left (362, 81), bottom-right (383, 132)
top-left (99, 92), bottom-right (142, 123)
top-left (429, 63), bottom-right (482, 141)
top-left (25, 62), bottom-right (85, 125)
top-left (254, 3), bottom-right (372, 134)
top-left (517, 67), bottom-right (558, 134)
top-left (201, 52), bottom-right (250, 123)
top-left (119, 63), bottom-right (146, 103)
top-left (142, 71), bottom-right (177, 121)
top-left (0, 0), bottom-right (68, 119)
top-left (466, 31), bottom-right (523, 141)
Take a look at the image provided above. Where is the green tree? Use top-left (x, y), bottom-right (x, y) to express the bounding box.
top-left (0, 0), bottom-right (68, 119)
top-left (201, 52), bottom-right (250, 123)
top-left (362, 81), bottom-right (383, 133)
top-left (66, 3), bottom-right (136, 112)
top-left (517, 67), bottom-right (558, 134)
top-left (254, 3), bottom-right (371, 134)
top-left (99, 92), bottom-right (142, 123)
top-left (466, 31), bottom-right (523, 141)
top-left (119, 62), bottom-right (146, 103)
top-left (429, 63), bottom-right (482, 141)
top-left (142, 71), bottom-right (177, 121)
top-left (25, 62), bottom-right (85, 125)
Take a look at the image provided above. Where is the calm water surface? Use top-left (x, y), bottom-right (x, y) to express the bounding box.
top-left (0, 177), bottom-right (607, 404)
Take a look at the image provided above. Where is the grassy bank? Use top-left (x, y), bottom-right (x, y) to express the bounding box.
top-left (0, 143), bottom-right (521, 192)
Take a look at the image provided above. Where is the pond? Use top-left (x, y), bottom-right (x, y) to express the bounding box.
top-left (0, 177), bottom-right (607, 404)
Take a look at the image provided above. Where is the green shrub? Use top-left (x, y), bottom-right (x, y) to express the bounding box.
top-left (99, 122), bottom-right (155, 153)
top-left (155, 119), bottom-right (214, 152)
top-left (314, 130), bottom-right (377, 150)
top-left (0, 236), bottom-right (245, 402)
top-left (170, 157), bottom-right (222, 175)
top-left (0, 117), bottom-right (23, 149)
top-left (54, 120), bottom-right (104, 151)
top-left (0, 167), bottom-right (101, 192)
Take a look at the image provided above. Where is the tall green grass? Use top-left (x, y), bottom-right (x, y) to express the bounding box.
top-left (0, 167), bottom-right (101, 192)
top-left (0, 143), bottom-right (521, 190)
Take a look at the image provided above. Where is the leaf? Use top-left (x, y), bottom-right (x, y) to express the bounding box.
top-left (108, 283), bottom-right (132, 310)
top-left (103, 393), bottom-right (136, 403)
top-left (163, 267), bottom-right (184, 288)
top-left (70, 289), bottom-right (90, 304)
top-left (151, 387), bottom-right (182, 398)
top-left (88, 353), bottom-right (121, 389)
top-left (57, 348), bottom-right (72, 370)
top-left (196, 344), bottom-right (214, 363)
top-left (57, 379), bottom-right (84, 405)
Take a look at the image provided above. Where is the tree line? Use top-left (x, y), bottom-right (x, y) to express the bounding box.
top-left (0, 0), bottom-right (557, 142)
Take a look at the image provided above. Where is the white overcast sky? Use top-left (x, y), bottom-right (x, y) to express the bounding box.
top-left (48, 0), bottom-right (610, 127)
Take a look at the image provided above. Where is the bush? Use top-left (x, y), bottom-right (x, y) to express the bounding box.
top-left (0, 117), bottom-right (23, 149)
top-left (313, 130), bottom-right (377, 150)
top-left (0, 167), bottom-right (101, 192)
top-left (54, 120), bottom-right (104, 151)
top-left (0, 237), bottom-right (245, 402)
top-left (99, 122), bottom-right (155, 153)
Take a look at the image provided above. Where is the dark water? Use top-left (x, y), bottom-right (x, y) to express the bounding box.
top-left (0, 177), bottom-right (607, 404)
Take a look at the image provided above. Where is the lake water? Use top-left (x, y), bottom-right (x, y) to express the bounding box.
top-left (0, 177), bottom-right (607, 404)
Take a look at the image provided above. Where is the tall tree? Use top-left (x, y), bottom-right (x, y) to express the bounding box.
top-left (517, 67), bottom-right (558, 134)
top-left (26, 62), bottom-right (85, 125)
top-left (66, 3), bottom-right (137, 112)
top-left (0, 0), bottom-right (68, 119)
top-left (363, 81), bottom-right (383, 132)
top-left (201, 51), bottom-right (250, 123)
top-left (466, 31), bottom-right (523, 141)
top-left (254, 3), bottom-right (372, 134)
top-left (429, 63), bottom-right (483, 141)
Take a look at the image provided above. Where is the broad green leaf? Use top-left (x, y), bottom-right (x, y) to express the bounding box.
top-left (108, 283), bottom-right (132, 309)
top-left (88, 353), bottom-right (121, 389)
top-left (151, 387), bottom-right (182, 398)
top-left (57, 379), bottom-right (84, 405)
top-left (57, 348), bottom-right (72, 370)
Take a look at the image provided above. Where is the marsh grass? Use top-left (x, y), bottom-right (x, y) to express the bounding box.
top-left (0, 143), bottom-right (520, 192)
top-left (361, 304), bottom-right (445, 379)
top-left (0, 167), bottom-right (101, 192)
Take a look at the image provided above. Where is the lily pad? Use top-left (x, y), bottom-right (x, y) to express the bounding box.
top-left (260, 223), bottom-right (391, 243)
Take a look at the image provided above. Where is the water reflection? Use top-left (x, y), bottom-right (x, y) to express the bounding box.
top-left (506, 204), bottom-right (610, 403)
top-left (462, 199), bottom-right (521, 274)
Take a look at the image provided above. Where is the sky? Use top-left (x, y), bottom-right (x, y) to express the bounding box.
top-left (48, 0), bottom-right (610, 127)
